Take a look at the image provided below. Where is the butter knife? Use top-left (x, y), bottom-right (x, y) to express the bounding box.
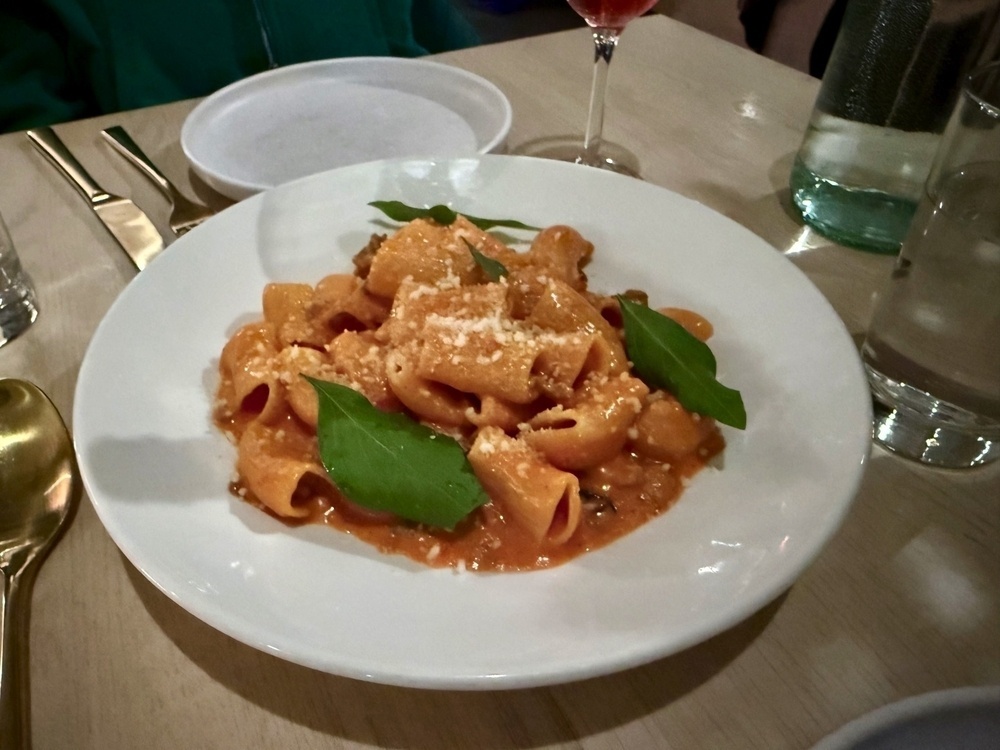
top-left (26, 126), bottom-right (164, 271)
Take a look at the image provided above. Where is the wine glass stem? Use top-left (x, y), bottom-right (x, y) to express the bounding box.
top-left (582, 28), bottom-right (621, 164)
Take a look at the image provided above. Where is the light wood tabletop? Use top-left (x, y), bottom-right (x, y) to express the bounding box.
top-left (0, 15), bottom-right (997, 750)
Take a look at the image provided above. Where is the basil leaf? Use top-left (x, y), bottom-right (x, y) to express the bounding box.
top-left (464, 238), bottom-right (509, 281)
top-left (617, 296), bottom-right (747, 430)
top-left (368, 200), bottom-right (539, 231)
top-left (427, 204), bottom-right (459, 225)
top-left (306, 377), bottom-right (489, 529)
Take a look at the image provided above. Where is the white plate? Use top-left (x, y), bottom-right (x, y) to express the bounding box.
top-left (180, 58), bottom-right (512, 200)
top-left (74, 155), bottom-right (872, 690)
top-left (812, 686), bottom-right (1000, 749)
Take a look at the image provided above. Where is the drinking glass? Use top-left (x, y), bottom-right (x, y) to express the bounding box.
top-left (861, 60), bottom-right (1000, 468)
top-left (519, 0), bottom-right (658, 176)
top-left (0, 212), bottom-right (39, 349)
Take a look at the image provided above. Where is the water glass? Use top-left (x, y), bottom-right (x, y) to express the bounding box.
top-left (0, 212), bottom-right (39, 348)
top-left (861, 60), bottom-right (1000, 468)
top-left (790, 0), bottom-right (999, 254)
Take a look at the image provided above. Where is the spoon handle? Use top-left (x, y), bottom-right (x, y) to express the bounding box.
top-left (0, 567), bottom-right (35, 750)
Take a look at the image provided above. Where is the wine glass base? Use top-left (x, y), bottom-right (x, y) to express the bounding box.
top-left (515, 136), bottom-right (642, 178)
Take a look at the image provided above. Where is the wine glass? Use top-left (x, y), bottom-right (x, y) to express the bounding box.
top-left (520, 0), bottom-right (658, 177)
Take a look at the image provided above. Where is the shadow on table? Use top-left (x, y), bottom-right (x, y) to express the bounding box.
top-left (124, 560), bottom-right (783, 748)
top-left (676, 149), bottom-right (802, 251)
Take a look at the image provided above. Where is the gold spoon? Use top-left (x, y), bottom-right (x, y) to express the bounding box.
top-left (0, 379), bottom-right (80, 749)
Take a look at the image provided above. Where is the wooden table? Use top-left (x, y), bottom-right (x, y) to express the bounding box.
top-left (1, 15), bottom-right (997, 750)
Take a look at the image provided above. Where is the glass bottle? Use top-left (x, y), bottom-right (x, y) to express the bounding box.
top-left (790, 0), bottom-right (999, 254)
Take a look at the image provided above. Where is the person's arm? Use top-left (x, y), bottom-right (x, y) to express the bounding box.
top-left (410, 0), bottom-right (480, 54)
top-left (0, 5), bottom-right (95, 133)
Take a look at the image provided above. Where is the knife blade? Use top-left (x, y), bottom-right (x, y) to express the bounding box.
top-left (26, 126), bottom-right (165, 271)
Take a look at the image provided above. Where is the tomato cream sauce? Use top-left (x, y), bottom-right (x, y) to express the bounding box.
top-left (218, 406), bottom-right (723, 573)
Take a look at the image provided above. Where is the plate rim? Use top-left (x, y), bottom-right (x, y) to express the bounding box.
top-left (73, 154), bottom-right (874, 689)
top-left (179, 57), bottom-right (513, 200)
top-left (811, 685), bottom-right (1000, 749)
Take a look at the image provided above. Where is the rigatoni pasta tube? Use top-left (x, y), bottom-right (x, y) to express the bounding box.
top-left (217, 322), bottom-right (285, 424)
top-left (236, 420), bottom-right (333, 519)
top-left (468, 427), bottom-right (582, 545)
top-left (524, 374), bottom-right (649, 471)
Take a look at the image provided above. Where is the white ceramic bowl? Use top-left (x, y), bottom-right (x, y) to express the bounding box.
top-left (181, 58), bottom-right (512, 200)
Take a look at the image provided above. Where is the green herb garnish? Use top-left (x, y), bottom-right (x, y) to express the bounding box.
top-left (306, 377), bottom-right (489, 529)
top-left (618, 296), bottom-right (746, 429)
top-left (464, 238), bottom-right (509, 281)
top-left (369, 200), bottom-right (539, 231)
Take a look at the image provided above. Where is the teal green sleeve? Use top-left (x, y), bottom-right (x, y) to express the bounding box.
top-left (1, 0), bottom-right (481, 134)
top-left (410, 0), bottom-right (482, 53)
top-left (0, 7), bottom-right (93, 132)
top-left (253, 0), bottom-right (479, 63)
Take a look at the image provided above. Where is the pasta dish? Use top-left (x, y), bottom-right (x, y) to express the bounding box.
top-left (214, 210), bottom-right (730, 571)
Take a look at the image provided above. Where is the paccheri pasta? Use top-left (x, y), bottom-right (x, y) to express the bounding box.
top-left (214, 213), bottom-right (726, 571)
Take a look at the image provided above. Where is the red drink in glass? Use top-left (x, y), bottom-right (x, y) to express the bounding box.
top-left (517, 0), bottom-right (657, 175)
top-left (567, 0), bottom-right (657, 30)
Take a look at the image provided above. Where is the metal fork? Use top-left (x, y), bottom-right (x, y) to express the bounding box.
top-left (100, 125), bottom-right (215, 237)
